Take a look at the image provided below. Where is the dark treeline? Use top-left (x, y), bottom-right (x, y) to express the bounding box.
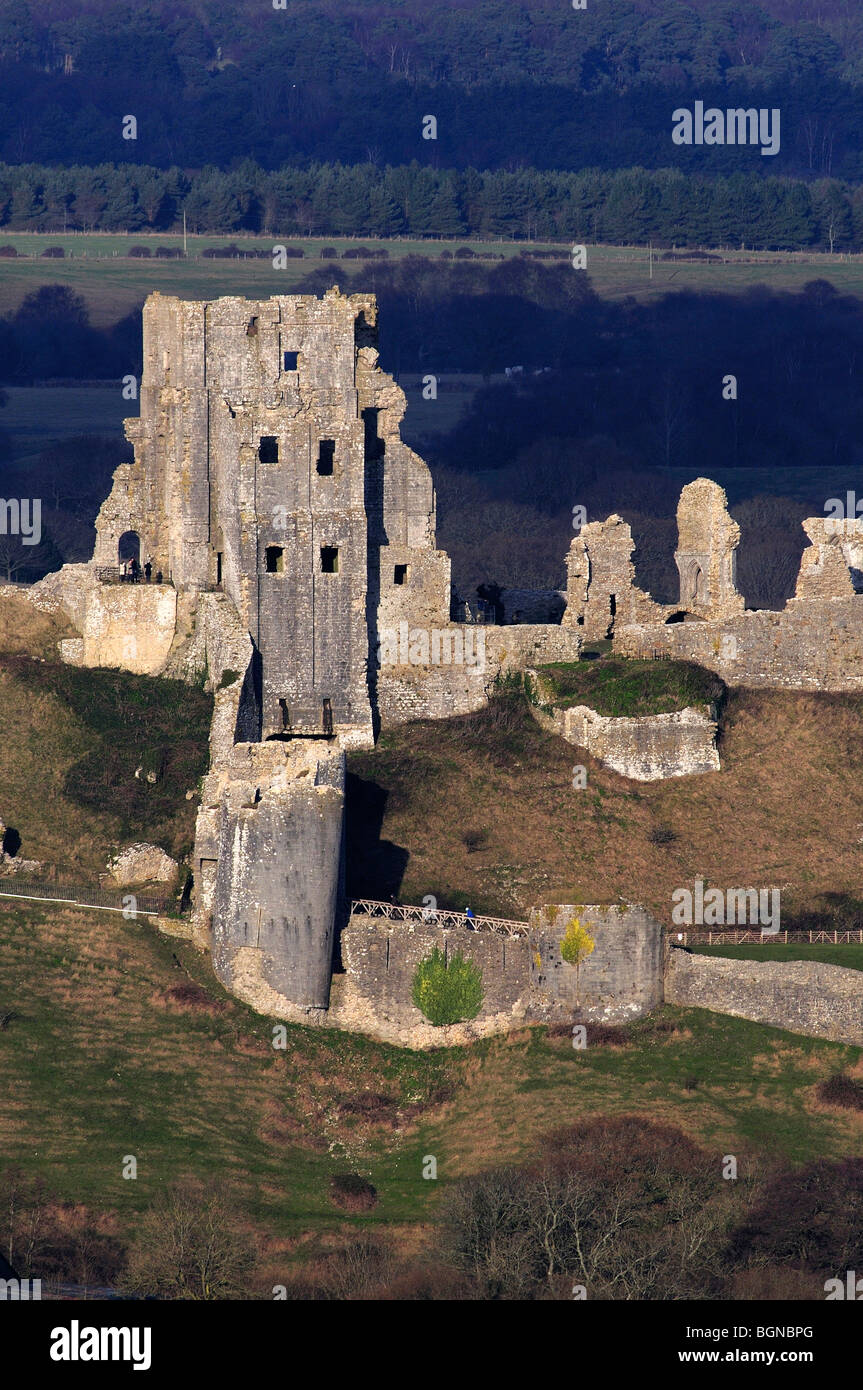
top-left (4, 264), bottom-right (863, 600)
top-left (2, 1), bottom-right (863, 177)
top-left (3, 161), bottom-right (863, 252)
top-left (5, 268), bottom-right (863, 484)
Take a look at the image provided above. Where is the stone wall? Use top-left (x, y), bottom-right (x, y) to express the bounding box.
top-left (665, 950), bottom-right (863, 1046)
top-left (325, 902), bottom-right (664, 1047)
top-left (616, 600), bottom-right (863, 691)
top-left (546, 702), bottom-right (720, 780)
top-left (563, 515), bottom-right (664, 640)
top-left (58, 581), bottom-right (177, 675)
top-left (205, 740), bottom-right (346, 1013)
top-left (377, 624), bottom-right (582, 724)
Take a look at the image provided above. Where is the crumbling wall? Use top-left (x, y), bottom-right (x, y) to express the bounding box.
top-left (793, 518), bottom-right (855, 600)
top-left (55, 582), bottom-right (177, 675)
top-left (665, 951), bottom-right (863, 1046)
top-left (546, 703), bottom-right (720, 780)
top-left (376, 624), bottom-right (582, 725)
top-left (562, 516), bottom-right (664, 639)
top-left (616, 600), bottom-right (863, 690)
top-left (198, 740), bottom-right (346, 1017)
top-left (674, 478), bottom-right (745, 619)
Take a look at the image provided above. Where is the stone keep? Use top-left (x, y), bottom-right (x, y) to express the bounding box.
top-left (92, 289), bottom-right (451, 745)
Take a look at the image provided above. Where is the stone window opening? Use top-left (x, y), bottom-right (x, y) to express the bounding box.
top-left (320, 546), bottom-right (339, 574)
top-left (317, 439), bottom-right (335, 475)
top-left (322, 698), bottom-right (333, 736)
top-left (265, 545), bottom-right (284, 574)
top-left (216, 551), bottom-right (222, 585)
top-left (259, 436), bottom-right (279, 463)
top-left (283, 350), bottom-right (299, 372)
top-left (394, 564), bottom-right (408, 585)
top-left (278, 698), bottom-right (290, 731)
top-left (246, 316), bottom-right (258, 337)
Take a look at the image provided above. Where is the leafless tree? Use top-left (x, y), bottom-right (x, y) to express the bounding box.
top-left (122, 1180), bottom-right (256, 1300)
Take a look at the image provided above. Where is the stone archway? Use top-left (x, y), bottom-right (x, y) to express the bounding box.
top-left (118, 530), bottom-right (140, 563)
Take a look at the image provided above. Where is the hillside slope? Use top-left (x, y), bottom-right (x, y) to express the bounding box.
top-left (347, 685), bottom-right (863, 931)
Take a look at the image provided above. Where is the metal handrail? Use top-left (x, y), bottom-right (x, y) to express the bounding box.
top-left (349, 897), bottom-right (529, 937)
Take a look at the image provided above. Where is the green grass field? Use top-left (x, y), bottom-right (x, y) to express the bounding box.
top-left (1, 895), bottom-right (859, 1280)
top-left (693, 943), bottom-right (863, 972)
top-left (2, 235), bottom-right (863, 325)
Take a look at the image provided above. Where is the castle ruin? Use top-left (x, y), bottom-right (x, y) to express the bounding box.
top-left (20, 289), bottom-right (863, 1044)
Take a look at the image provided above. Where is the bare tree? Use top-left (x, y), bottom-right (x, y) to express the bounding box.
top-left (122, 1180), bottom-right (256, 1300)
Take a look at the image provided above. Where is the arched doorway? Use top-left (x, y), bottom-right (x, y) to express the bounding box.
top-left (118, 530), bottom-right (140, 563)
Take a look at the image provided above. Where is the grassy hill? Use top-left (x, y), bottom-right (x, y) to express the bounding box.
top-left (347, 682), bottom-right (863, 932)
top-left (1, 624), bottom-right (861, 1290)
top-left (534, 657), bottom-right (724, 717)
top-left (0, 644), bottom-right (211, 876)
top-left (0, 893), bottom-right (860, 1293)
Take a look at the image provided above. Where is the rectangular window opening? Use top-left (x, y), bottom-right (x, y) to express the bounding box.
top-left (259, 435), bottom-right (279, 463)
top-left (317, 439), bottom-right (335, 476)
top-left (283, 350), bottom-right (298, 372)
top-left (394, 564), bottom-right (408, 585)
top-left (320, 546), bottom-right (339, 574)
top-left (265, 545), bottom-right (284, 574)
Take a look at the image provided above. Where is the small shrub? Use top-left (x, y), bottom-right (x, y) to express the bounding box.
top-left (817, 1073), bottom-right (863, 1111)
top-left (320, 246), bottom-right (338, 258)
top-left (0, 245), bottom-right (18, 257)
top-left (155, 245), bottom-right (183, 258)
top-left (330, 1173), bottom-right (378, 1212)
top-left (462, 827), bottom-right (488, 853)
top-left (217, 668), bottom-right (240, 690)
top-left (412, 946), bottom-right (483, 1026)
top-left (455, 246), bottom-right (475, 258)
top-left (128, 245), bottom-right (152, 258)
top-left (683, 1075), bottom-right (699, 1091)
top-left (560, 916), bottom-right (595, 966)
top-left (41, 246), bottom-right (65, 258)
top-left (648, 825), bottom-right (677, 846)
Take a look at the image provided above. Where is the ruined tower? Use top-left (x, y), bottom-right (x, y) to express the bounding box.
top-left (92, 288), bottom-right (451, 746)
top-left (674, 478), bottom-right (745, 620)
